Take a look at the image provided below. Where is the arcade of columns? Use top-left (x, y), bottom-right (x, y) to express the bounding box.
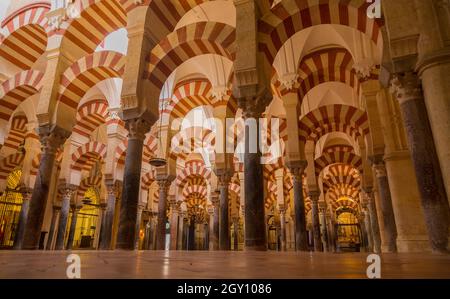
top-left (0, 0), bottom-right (449, 254)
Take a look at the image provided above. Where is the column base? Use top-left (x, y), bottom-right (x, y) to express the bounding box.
top-left (396, 234), bottom-right (431, 253)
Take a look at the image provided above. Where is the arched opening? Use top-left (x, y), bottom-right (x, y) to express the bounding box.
top-left (67, 187), bottom-right (101, 249)
top-left (0, 169), bottom-right (22, 248)
top-left (335, 208), bottom-right (361, 252)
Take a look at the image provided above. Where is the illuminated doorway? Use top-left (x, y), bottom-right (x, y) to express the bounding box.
top-left (0, 169), bottom-right (23, 248)
top-left (70, 187), bottom-right (100, 249)
top-left (335, 209), bottom-right (361, 252)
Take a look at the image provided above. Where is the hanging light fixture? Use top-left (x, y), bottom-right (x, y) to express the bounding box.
top-left (150, 97), bottom-right (167, 168)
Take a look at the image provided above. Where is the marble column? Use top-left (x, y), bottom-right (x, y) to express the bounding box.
top-left (361, 201), bottom-right (374, 252)
top-left (210, 194), bottom-right (220, 250)
top-left (13, 187), bottom-right (33, 249)
top-left (358, 213), bottom-right (369, 252)
top-left (178, 212), bottom-right (186, 250)
top-left (156, 178), bottom-right (171, 250)
top-left (169, 199), bottom-right (179, 250)
top-left (116, 118), bottom-right (151, 250)
top-left (279, 206), bottom-right (287, 251)
top-left (319, 202), bottom-right (329, 252)
top-left (391, 73), bottom-right (450, 253)
top-left (365, 188), bottom-right (382, 253)
top-left (242, 108), bottom-right (267, 251)
top-left (217, 170), bottom-right (232, 250)
top-left (325, 211), bottom-right (335, 252)
top-left (371, 156), bottom-right (398, 252)
top-left (232, 216), bottom-right (240, 251)
top-left (414, 0), bottom-right (450, 202)
top-left (309, 192), bottom-right (322, 252)
top-left (100, 182), bottom-right (117, 250)
top-left (287, 161), bottom-right (309, 251)
top-left (22, 126), bottom-right (69, 250)
top-left (66, 205), bottom-right (81, 250)
top-left (98, 203), bottom-right (107, 249)
top-left (54, 186), bottom-right (75, 250)
top-left (45, 205), bottom-right (61, 250)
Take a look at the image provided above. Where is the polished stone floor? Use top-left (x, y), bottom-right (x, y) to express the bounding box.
top-left (0, 251), bottom-right (449, 279)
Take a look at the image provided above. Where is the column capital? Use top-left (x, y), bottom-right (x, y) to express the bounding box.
top-left (369, 154), bottom-right (388, 178)
top-left (215, 168), bottom-right (233, 187)
top-left (318, 201), bottom-right (327, 212)
top-left (390, 72), bottom-right (423, 105)
top-left (105, 181), bottom-right (119, 197)
top-left (53, 204), bottom-right (62, 212)
top-left (156, 175), bottom-right (174, 189)
top-left (100, 203), bottom-right (108, 210)
top-left (237, 88), bottom-right (272, 119)
top-left (125, 117), bottom-right (152, 140)
top-left (308, 191), bottom-right (320, 202)
top-left (19, 186), bottom-right (33, 198)
top-left (58, 183), bottom-right (77, 198)
top-left (211, 190), bottom-right (220, 206)
top-left (286, 160), bottom-right (308, 181)
top-left (38, 125), bottom-right (70, 155)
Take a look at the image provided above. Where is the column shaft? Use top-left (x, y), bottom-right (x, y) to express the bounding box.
top-left (45, 206), bottom-right (60, 250)
top-left (310, 193), bottom-right (322, 252)
top-left (66, 206), bottom-right (80, 250)
top-left (279, 210), bottom-right (287, 251)
top-left (372, 159), bottom-right (398, 252)
top-left (13, 189), bottom-right (32, 249)
top-left (392, 73), bottom-right (450, 252)
top-left (219, 181), bottom-right (230, 250)
top-left (100, 184), bottom-right (116, 250)
top-left (54, 187), bottom-right (74, 250)
top-left (116, 118), bottom-right (150, 250)
top-left (156, 179), bottom-right (170, 250)
top-left (367, 190), bottom-right (382, 253)
top-left (22, 127), bottom-right (68, 249)
top-left (288, 162), bottom-right (308, 251)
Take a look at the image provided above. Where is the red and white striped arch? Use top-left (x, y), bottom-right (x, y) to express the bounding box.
top-left (258, 0), bottom-right (382, 64)
top-left (0, 70), bottom-right (44, 121)
top-left (323, 164), bottom-right (361, 194)
top-left (299, 104), bottom-right (370, 144)
top-left (162, 79), bottom-right (213, 124)
top-left (71, 141), bottom-right (107, 172)
top-left (145, 21), bottom-right (236, 90)
top-left (58, 51), bottom-right (125, 114)
top-left (327, 183), bottom-right (360, 203)
top-left (176, 160), bottom-right (212, 188)
top-left (183, 185), bottom-right (208, 200)
top-left (0, 153), bottom-right (24, 182)
top-left (332, 197), bottom-right (359, 213)
top-left (297, 48), bottom-right (358, 101)
top-left (73, 99), bottom-right (109, 137)
top-left (2, 115), bottom-right (28, 151)
top-left (59, 0), bottom-right (127, 58)
top-left (143, 0), bottom-right (225, 37)
top-left (314, 151), bottom-right (362, 177)
top-left (77, 175), bottom-right (102, 196)
top-left (141, 169), bottom-right (156, 190)
top-left (0, 2), bottom-right (49, 69)
top-left (323, 144), bottom-right (355, 154)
